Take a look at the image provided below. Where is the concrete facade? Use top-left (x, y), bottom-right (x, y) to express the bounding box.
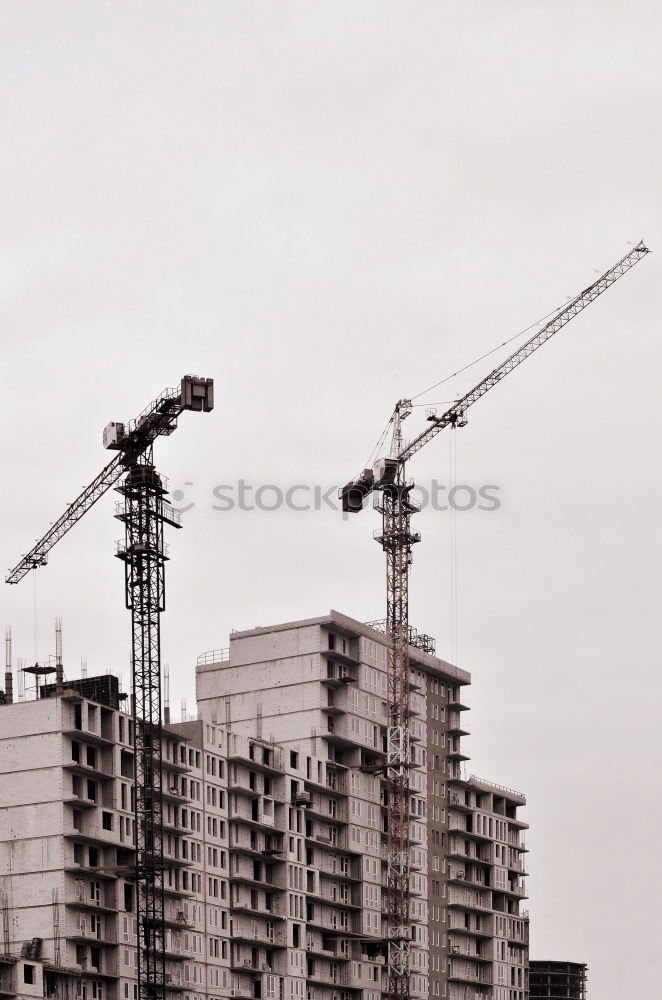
top-left (528, 962), bottom-right (587, 999)
top-left (196, 611), bottom-right (530, 1000)
top-left (446, 777), bottom-right (528, 1000)
top-left (0, 611), bottom-right (529, 1000)
top-left (0, 690), bottom-right (228, 1000)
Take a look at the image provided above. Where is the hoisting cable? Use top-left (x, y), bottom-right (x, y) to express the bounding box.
top-left (448, 429), bottom-right (458, 665)
top-left (32, 572), bottom-right (38, 666)
top-left (453, 428), bottom-right (459, 665)
top-left (410, 300), bottom-right (567, 403)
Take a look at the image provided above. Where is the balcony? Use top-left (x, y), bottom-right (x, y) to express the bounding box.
top-left (229, 864), bottom-right (287, 891)
top-left (231, 920), bottom-right (287, 947)
top-left (66, 889), bottom-right (118, 913)
top-left (448, 691), bottom-right (471, 712)
top-left (63, 724), bottom-right (115, 749)
top-left (306, 910), bottom-right (361, 937)
top-left (507, 919), bottom-right (530, 945)
top-left (228, 799), bottom-right (279, 830)
top-left (163, 971), bottom-right (185, 991)
top-left (321, 700), bottom-right (346, 718)
top-left (305, 938), bottom-right (342, 960)
top-left (231, 895), bottom-right (287, 921)
top-left (313, 886), bottom-right (360, 910)
top-left (163, 908), bottom-right (192, 931)
top-left (70, 925), bottom-right (117, 946)
top-left (160, 785), bottom-right (187, 805)
top-left (449, 944), bottom-right (491, 963)
top-left (502, 882), bottom-right (527, 899)
top-left (449, 793), bottom-right (473, 813)
top-left (304, 769), bottom-right (347, 798)
top-left (73, 953), bottom-right (119, 979)
top-left (448, 962), bottom-right (492, 986)
top-left (316, 855), bottom-right (361, 883)
top-left (227, 737), bottom-right (283, 775)
top-left (307, 966), bottom-right (350, 988)
top-left (447, 714), bottom-right (470, 736)
top-left (162, 878), bottom-right (194, 899)
top-left (448, 888), bottom-right (492, 912)
top-left (162, 813), bottom-right (187, 835)
top-left (447, 867), bottom-right (470, 885)
top-left (448, 818), bottom-right (492, 841)
top-left (448, 919), bottom-right (493, 939)
top-left (306, 795), bottom-right (347, 823)
top-left (160, 756), bottom-right (192, 776)
top-left (64, 760), bottom-right (114, 781)
top-left (448, 990), bottom-right (489, 1000)
top-left (229, 838), bottom-right (285, 861)
top-left (161, 850), bottom-right (192, 870)
top-left (63, 793), bottom-right (97, 810)
top-left (320, 647), bottom-right (361, 668)
top-left (310, 828), bottom-right (364, 857)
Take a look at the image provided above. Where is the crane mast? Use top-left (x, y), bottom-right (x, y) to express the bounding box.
top-left (339, 241), bottom-right (649, 1000)
top-left (117, 456), bottom-right (181, 1000)
top-left (6, 375), bottom-right (214, 1000)
top-left (374, 457), bottom-right (419, 1000)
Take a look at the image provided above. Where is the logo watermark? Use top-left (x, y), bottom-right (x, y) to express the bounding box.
top-left (171, 480), bottom-right (502, 514)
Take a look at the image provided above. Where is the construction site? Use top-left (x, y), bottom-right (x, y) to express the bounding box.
top-left (0, 242), bottom-right (651, 1000)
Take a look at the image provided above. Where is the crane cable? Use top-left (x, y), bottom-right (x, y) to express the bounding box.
top-left (33, 572), bottom-right (39, 666)
top-left (410, 300), bottom-right (567, 403)
top-left (360, 301), bottom-right (564, 470)
top-left (449, 429), bottom-right (458, 666)
top-left (362, 413), bottom-right (395, 476)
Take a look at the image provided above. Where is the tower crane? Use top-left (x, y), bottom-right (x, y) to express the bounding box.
top-left (6, 375), bottom-right (214, 1000)
top-left (339, 242), bottom-right (649, 1000)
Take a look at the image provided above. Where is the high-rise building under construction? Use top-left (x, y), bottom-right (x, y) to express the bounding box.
top-left (0, 612), bottom-right (528, 1000)
top-left (197, 610), bottom-right (530, 1000)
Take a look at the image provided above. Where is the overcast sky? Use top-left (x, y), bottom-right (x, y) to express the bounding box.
top-left (1, 2), bottom-right (660, 995)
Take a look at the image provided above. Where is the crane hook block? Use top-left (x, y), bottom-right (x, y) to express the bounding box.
top-left (181, 376), bottom-right (214, 412)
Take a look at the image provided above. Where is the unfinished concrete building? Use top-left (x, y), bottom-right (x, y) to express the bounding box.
top-left (0, 679), bottom-right (230, 1000)
top-left (196, 611), bottom-right (530, 1000)
top-left (0, 611), bottom-right (529, 1000)
top-left (529, 961), bottom-right (587, 999)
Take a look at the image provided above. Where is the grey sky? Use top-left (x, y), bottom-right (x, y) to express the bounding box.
top-left (1, 3), bottom-right (660, 995)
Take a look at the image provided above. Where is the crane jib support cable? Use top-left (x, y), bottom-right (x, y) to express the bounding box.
top-left (398, 240), bottom-right (650, 463)
top-left (5, 375), bottom-right (214, 1000)
top-left (337, 240), bottom-right (649, 1000)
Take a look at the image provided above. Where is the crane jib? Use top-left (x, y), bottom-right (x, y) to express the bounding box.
top-left (5, 375), bottom-right (214, 585)
top-left (339, 239), bottom-right (649, 509)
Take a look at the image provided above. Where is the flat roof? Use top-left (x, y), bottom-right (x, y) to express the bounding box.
top-left (224, 609), bottom-right (471, 685)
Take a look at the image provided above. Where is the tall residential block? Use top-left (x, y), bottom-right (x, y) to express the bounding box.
top-left (0, 611), bottom-right (529, 1000)
top-left (0, 679), bottom-right (239, 1000)
top-left (197, 610), bottom-right (530, 1000)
